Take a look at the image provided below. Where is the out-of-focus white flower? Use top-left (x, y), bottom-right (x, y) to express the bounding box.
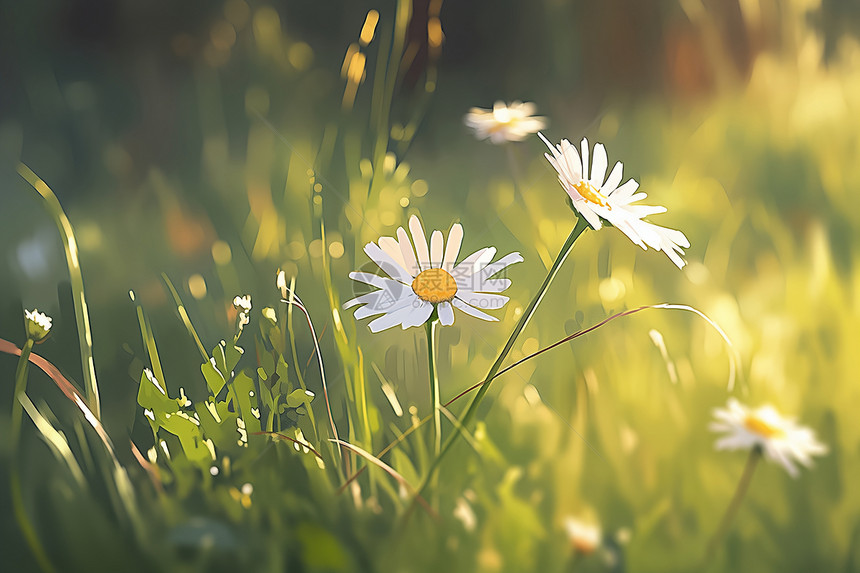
top-left (710, 398), bottom-right (828, 478)
top-left (276, 270), bottom-right (288, 299)
top-left (345, 215), bottom-right (522, 332)
top-left (453, 496), bottom-right (477, 532)
top-left (564, 517), bottom-right (602, 555)
top-left (540, 133), bottom-right (690, 268)
top-left (24, 308), bottom-right (52, 342)
top-left (233, 294), bottom-right (252, 331)
top-left (464, 101), bottom-right (547, 144)
top-left (233, 295), bottom-right (252, 313)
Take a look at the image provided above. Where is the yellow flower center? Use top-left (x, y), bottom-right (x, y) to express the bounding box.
top-left (412, 268), bottom-right (458, 303)
top-left (744, 414), bottom-right (783, 438)
top-left (573, 180), bottom-right (611, 209)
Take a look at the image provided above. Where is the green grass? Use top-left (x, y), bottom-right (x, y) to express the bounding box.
top-left (3, 2), bottom-right (860, 572)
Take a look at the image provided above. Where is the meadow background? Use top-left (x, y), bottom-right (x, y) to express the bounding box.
top-left (1, 0), bottom-right (859, 571)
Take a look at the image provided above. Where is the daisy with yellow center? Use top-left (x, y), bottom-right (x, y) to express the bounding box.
top-left (710, 398), bottom-right (827, 477)
top-left (705, 398), bottom-right (827, 562)
top-left (346, 215), bottom-right (522, 461)
top-left (344, 215), bottom-right (522, 333)
top-left (464, 101), bottom-right (547, 144)
top-left (539, 133), bottom-right (690, 269)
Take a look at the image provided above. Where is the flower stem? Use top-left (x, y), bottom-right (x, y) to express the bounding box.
top-left (425, 319), bottom-right (441, 458)
top-left (10, 338), bottom-right (56, 573)
top-left (703, 447), bottom-right (762, 566)
top-left (413, 216), bottom-right (590, 500)
top-left (11, 338), bottom-right (34, 451)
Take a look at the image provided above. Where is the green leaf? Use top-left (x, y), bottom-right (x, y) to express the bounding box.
top-left (276, 355), bottom-right (290, 382)
top-left (232, 370), bottom-right (260, 432)
top-left (286, 388), bottom-right (314, 408)
top-left (195, 399), bottom-right (239, 448)
top-left (212, 342), bottom-right (228, 377)
top-left (137, 369), bottom-right (177, 419)
top-left (201, 360), bottom-right (226, 396)
top-left (260, 351), bottom-right (275, 377)
top-left (224, 343), bottom-right (244, 373)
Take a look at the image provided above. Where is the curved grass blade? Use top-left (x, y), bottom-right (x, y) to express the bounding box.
top-left (280, 290), bottom-right (341, 464)
top-left (253, 431), bottom-right (324, 460)
top-left (19, 394), bottom-right (86, 488)
top-left (17, 163), bottom-right (101, 418)
top-left (339, 302), bottom-right (737, 494)
top-left (445, 303), bottom-right (739, 406)
top-left (0, 338), bottom-right (142, 539)
top-left (330, 439), bottom-right (438, 521)
top-left (160, 274), bottom-right (209, 362)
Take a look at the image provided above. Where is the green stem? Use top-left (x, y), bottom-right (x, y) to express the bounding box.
top-left (414, 217), bottom-right (590, 500)
top-left (703, 447), bottom-right (762, 566)
top-left (11, 339), bottom-right (34, 451)
top-left (425, 320), bottom-right (441, 458)
top-left (10, 338), bottom-right (56, 573)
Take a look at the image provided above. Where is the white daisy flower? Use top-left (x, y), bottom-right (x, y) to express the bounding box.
top-left (710, 398), bottom-right (828, 478)
top-left (345, 215), bottom-right (522, 333)
top-left (24, 308), bottom-right (52, 342)
top-left (464, 101), bottom-right (547, 144)
top-left (564, 517), bottom-right (602, 555)
top-left (539, 133), bottom-right (690, 269)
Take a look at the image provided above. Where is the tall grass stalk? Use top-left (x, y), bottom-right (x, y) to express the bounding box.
top-left (10, 338), bottom-right (56, 573)
top-left (414, 216), bottom-right (590, 500)
top-left (17, 164), bottom-right (101, 418)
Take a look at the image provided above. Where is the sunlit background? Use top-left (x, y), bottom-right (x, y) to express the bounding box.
top-left (2, 1), bottom-right (860, 571)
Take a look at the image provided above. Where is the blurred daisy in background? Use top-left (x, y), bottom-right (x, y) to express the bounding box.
top-left (564, 516), bottom-right (602, 555)
top-left (710, 398), bottom-right (828, 477)
top-left (464, 101), bottom-right (547, 144)
top-left (539, 133), bottom-right (690, 268)
top-left (345, 215), bottom-right (522, 332)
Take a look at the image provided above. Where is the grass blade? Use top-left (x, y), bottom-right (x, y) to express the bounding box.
top-left (17, 163), bottom-right (101, 418)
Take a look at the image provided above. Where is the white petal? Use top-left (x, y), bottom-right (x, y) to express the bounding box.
top-left (455, 292), bottom-right (510, 311)
top-left (349, 272), bottom-right (401, 290)
top-left (580, 138), bottom-right (590, 182)
top-left (559, 139), bottom-right (582, 182)
top-left (465, 278), bottom-right (511, 293)
top-left (379, 236), bottom-right (408, 272)
top-left (452, 247), bottom-right (496, 279)
top-left (451, 298), bottom-right (498, 322)
top-left (367, 295), bottom-right (424, 332)
top-left (602, 162), bottom-right (624, 195)
top-left (477, 252), bottom-right (523, 280)
top-left (611, 179), bottom-right (640, 201)
top-left (343, 291), bottom-right (385, 311)
top-left (396, 227), bottom-right (420, 277)
top-left (401, 300), bottom-right (434, 329)
top-left (430, 230), bottom-right (444, 268)
top-left (442, 223), bottom-right (463, 272)
top-left (409, 215), bottom-right (431, 272)
top-left (591, 143), bottom-right (607, 186)
top-left (573, 201), bottom-right (603, 230)
top-left (364, 243), bottom-right (413, 283)
top-left (437, 301), bottom-right (455, 326)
